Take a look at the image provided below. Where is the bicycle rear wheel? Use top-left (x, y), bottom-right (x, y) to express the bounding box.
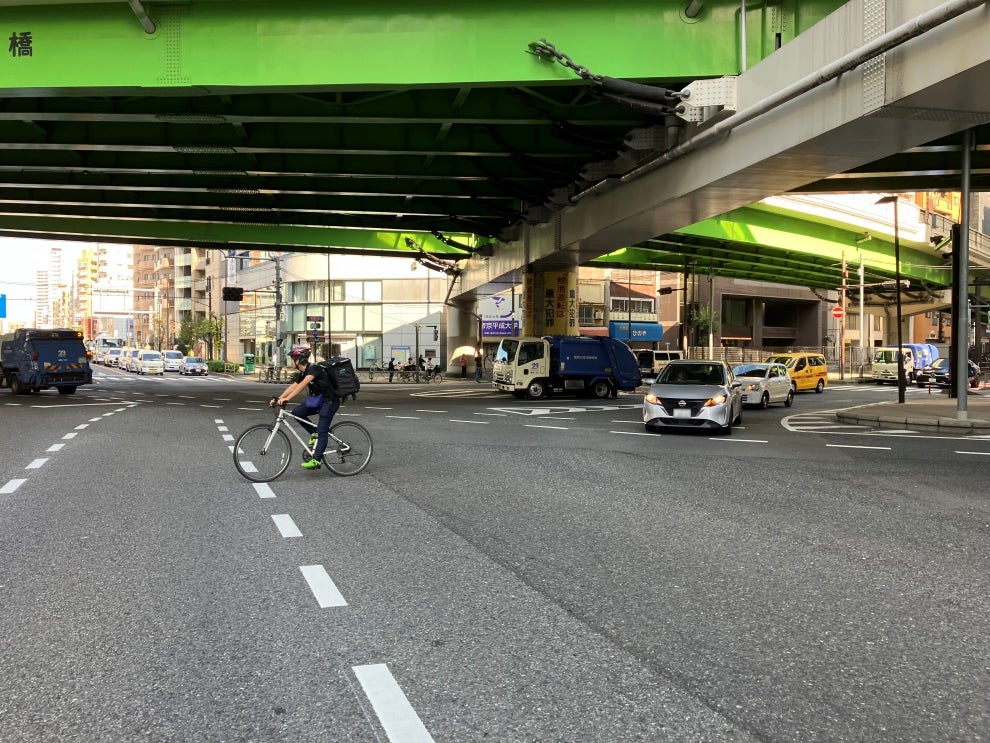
top-left (322, 421), bottom-right (373, 476)
top-left (234, 424), bottom-right (291, 482)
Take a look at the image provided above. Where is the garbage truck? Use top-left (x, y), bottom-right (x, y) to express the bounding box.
top-left (872, 343), bottom-right (938, 384)
top-left (0, 328), bottom-right (93, 395)
top-left (492, 335), bottom-right (641, 399)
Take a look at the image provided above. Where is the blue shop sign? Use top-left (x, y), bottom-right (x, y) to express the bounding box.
top-left (609, 321), bottom-right (663, 342)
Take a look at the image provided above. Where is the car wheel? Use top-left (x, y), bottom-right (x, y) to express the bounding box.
top-left (784, 389), bottom-right (794, 407)
top-left (759, 392), bottom-right (770, 410)
top-left (815, 379), bottom-right (825, 393)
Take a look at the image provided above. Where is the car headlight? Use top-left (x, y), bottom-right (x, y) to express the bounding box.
top-left (704, 393), bottom-right (728, 407)
top-left (745, 383), bottom-right (760, 392)
top-left (644, 393), bottom-right (660, 405)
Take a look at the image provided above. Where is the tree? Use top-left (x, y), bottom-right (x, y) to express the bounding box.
top-left (691, 305), bottom-right (720, 343)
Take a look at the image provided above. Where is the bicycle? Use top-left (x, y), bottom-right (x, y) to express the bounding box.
top-left (258, 365), bottom-right (284, 383)
top-left (233, 403), bottom-right (373, 482)
top-left (367, 362), bottom-right (386, 381)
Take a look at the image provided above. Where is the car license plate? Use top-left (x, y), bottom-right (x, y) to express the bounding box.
top-left (673, 408), bottom-right (691, 419)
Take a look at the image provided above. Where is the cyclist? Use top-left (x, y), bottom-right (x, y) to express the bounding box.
top-left (269, 345), bottom-right (339, 470)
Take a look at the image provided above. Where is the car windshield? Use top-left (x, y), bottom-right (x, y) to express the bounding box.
top-left (142, 352), bottom-right (161, 361)
top-left (929, 358), bottom-right (949, 370)
top-left (164, 351), bottom-right (182, 358)
top-left (765, 355), bottom-right (795, 367)
top-left (732, 364), bottom-right (767, 378)
top-left (186, 357), bottom-right (203, 364)
top-left (658, 364), bottom-right (725, 385)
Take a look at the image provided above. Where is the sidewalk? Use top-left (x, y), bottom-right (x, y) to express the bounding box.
top-left (829, 372), bottom-right (990, 434)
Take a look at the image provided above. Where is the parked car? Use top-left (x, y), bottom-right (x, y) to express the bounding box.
top-left (636, 349), bottom-right (685, 381)
top-left (180, 356), bottom-right (208, 376)
top-left (732, 362), bottom-right (794, 408)
top-left (104, 348), bottom-right (123, 368)
top-left (135, 349), bottom-right (165, 375)
top-left (915, 357), bottom-right (981, 389)
top-left (162, 349), bottom-right (184, 372)
top-left (122, 348), bottom-right (141, 372)
top-left (764, 352), bottom-right (828, 393)
top-left (643, 359), bottom-right (743, 434)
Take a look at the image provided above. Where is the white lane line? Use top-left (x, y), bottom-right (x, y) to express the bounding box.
top-left (62, 432), bottom-right (78, 439)
top-left (610, 420), bottom-right (641, 424)
top-left (222, 434), bottom-right (234, 442)
top-left (385, 415), bottom-right (420, 420)
top-left (46, 443), bottom-right (65, 452)
top-left (237, 407), bottom-right (264, 411)
top-left (271, 514), bottom-right (302, 538)
top-left (956, 450), bottom-right (990, 456)
top-left (1, 479), bottom-right (27, 494)
top-left (710, 438), bottom-right (768, 443)
top-left (200, 404), bottom-right (222, 408)
top-left (26, 458), bottom-right (49, 469)
top-left (364, 406), bottom-right (393, 410)
top-left (253, 482), bottom-right (276, 498)
top-left (88, 417), bottom-right (103, 422)
top-left (217, 425), bottom-right (228, 431)
top-left (352, 664), bottom-right (435, 743)
top-left (538, 416), bottom-right (574, 420)
top-left (610, 430), bottom-right (656, 436)
top-left (474, 412), bottom-right (506, 416)
top-left (165, 402), bottom-right (185, 405)
top-left (826, 443), bottom-right (892, 450)
top-left (74, 424), bottom-right (89, 430)
top-left (299, 565), bottom-right (347, 608)
top-left (178, 395), bottom-right (195, 399)
top-left (449, 419), bottom-right (489, 424)
top-left (214, 418), bottom-right (224, 423)
top-left (524, 424), bottom-right (568, 430)
top-left (414, 409), bottom-right (447, 413)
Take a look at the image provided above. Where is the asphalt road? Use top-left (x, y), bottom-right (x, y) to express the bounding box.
top-left (1, 368), bottom-right (988, 742)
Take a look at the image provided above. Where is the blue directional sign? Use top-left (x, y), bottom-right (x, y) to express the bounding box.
top-left (0, 293), bottom-right (6, 319)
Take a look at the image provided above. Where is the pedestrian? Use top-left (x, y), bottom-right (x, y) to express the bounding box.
top-left (269, 345), bottom-right (339, 470)
top-left (418, 355), bottom-right (426, 371)
top-left (460, 353), bottom-right (468, 378)
top-left (387, 357), bottom-right (396, 383)
top-left (474, 350), bottom-right (483, 383)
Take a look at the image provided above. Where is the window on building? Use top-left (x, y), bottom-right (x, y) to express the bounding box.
top-left (723, 299), bottom-right (746, 326)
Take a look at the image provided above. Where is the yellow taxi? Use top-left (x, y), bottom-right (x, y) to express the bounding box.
top-left (764, 352), bottom-right (829, 393)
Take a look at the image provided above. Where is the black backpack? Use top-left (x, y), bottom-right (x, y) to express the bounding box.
top-left (316, 356), bottom-right (361, 401)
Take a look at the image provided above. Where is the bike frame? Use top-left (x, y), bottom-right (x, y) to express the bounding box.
top-left (265, 406), bottom-right (347, 457)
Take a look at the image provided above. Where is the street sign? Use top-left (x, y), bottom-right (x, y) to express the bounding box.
top-left (306, 315), bottom-right (324, 322)
top-left (831, 305), bottom-right (845, 320)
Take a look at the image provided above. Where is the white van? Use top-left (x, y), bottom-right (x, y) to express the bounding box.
top-left (637, 350), bottom-right (685, 379)
top-left (135, 349), bottom-right (165, 375)
top-left (162, 349), bottom-right (184, 372)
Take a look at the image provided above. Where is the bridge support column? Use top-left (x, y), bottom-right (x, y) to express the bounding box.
top-left (521, 268), bottom-right (579, 337)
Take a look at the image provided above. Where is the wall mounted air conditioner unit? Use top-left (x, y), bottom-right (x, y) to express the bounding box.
top-left (594, 311), bottom-right (604, 320)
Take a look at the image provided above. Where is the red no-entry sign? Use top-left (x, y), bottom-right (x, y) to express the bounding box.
top-left (831, 305), bottom-right (845, 320)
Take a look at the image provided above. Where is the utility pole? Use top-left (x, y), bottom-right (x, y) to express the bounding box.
top-left (273, 254), bottom-right (283, 368)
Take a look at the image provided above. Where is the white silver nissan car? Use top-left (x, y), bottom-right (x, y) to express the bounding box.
top-left (643, 360), bottom-right (743, 434)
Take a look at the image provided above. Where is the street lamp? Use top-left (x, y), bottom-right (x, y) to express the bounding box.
top-left (876, 195), bottom-right (905, 403)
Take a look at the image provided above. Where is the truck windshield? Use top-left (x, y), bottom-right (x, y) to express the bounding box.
top-left (495, 340), bottom-right (519, 364)
top-left (873, 350), bottom-right (897, 363)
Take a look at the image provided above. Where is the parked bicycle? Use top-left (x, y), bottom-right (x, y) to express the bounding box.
top-left (233, 403), bottom-right (373, 482)
top-left (258, 365), bottom-right (285, 383)
top-left (367, 362), bottom-right (386, 381)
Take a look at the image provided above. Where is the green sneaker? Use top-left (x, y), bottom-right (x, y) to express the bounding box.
top-left (301, 457), bottom-right (321, 470)
top-left (308, 433), bottom-right (317, 447)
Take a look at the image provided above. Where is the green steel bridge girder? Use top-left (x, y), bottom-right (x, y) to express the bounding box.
top-left (591, 205), bottom-right (954, 291)
top-left (0, 214), bottom-right (472, 258)
top-left (0, 0), bottom-right (845, 92)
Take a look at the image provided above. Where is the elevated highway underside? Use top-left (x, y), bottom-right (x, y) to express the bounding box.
top-left (0, 0), bottom-right (989, 299)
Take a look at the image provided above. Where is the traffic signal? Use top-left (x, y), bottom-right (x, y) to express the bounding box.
top-left (658, 287), bottom-right (674, 295)
top-left (221, 286), bottom-right (244, 302)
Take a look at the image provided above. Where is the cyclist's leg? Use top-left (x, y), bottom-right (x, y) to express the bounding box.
top-left (312, 397), bottom-right (340, 460)
top-left (290, 402), bottom-right (316, 437)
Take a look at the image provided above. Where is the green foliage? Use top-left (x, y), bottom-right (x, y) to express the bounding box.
top-left (691, 305), bottom-right (720, 339)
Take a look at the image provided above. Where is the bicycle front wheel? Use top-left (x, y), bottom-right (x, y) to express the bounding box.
top-left (323, 421), bottom-right (373, 476)
top-left (234, 424), bottom-right (291, 482)
top-left (431, 372), bottom-right (443, 384)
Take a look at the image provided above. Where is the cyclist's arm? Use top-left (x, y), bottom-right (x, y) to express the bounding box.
top-left (274, 373), bottom-right (314, 406)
